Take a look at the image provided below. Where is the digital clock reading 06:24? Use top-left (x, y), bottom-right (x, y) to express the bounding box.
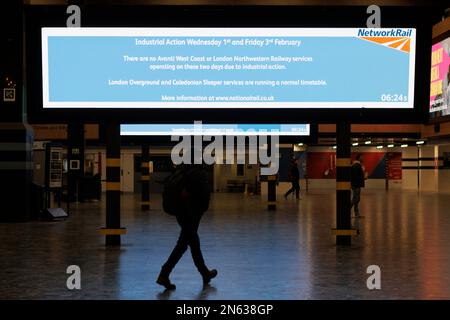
top-left (381, 94), bottom-right (408, 102)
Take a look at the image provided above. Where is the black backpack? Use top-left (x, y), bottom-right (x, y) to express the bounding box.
top-left (162, 166), bottom-right (197, 216)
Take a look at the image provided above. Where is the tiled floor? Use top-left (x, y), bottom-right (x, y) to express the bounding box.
top-left (1, 189), bottom-right (450, 300)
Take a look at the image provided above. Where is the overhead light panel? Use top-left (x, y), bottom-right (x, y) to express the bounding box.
top-left (365, 141), bottom-right (372, 145)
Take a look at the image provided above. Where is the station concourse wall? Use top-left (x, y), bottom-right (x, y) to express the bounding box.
top-left (31, 124), bottom-right (450, 194)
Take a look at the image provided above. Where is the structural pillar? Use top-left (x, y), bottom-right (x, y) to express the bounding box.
top-left (67, 123), bottom-right (85, 202)
top-left (100, 122), bottom-right (126, 246)
top-left (0, 0), bottom-right (34, 222)
top-left (267, 175), bottom-right (277, 210)
top-left (141, 144), bottom-right (150, 210)
top-left (266, 138), bottom-right (277, 210)
top-left (334, 122), bottom-right (355, 245)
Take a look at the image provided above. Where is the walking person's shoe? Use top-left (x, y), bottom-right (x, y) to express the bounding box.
top-left (156, 274), bottom-right (176, 290)
top-left (353, 212), bottom-right (363, 218)
top-left (202, 269), bottom-right (218, 285)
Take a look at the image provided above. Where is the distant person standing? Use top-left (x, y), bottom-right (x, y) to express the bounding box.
top-left (284, 158), bottom-right (300, 200)
top-left (351, 154), bottom-right (365, 218)
top-left (157, 164), bottom-right (217, 290)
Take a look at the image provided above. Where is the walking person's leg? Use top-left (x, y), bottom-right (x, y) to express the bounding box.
top-left (352, 188), bottom-right (361, 217)
top-left (186, 214), bottom-right (208, 274)
top-left (351, 188), bottom-right (356, 213)
top-left (355, 188), bottom-right (361, 216)
top-left (157, 216), bottom-right (189, 289)
top-left (295, 181), bottom-right (300, 199)
top-left (284, 182), bottom-right (295, 199)
top-left (187, 214), bottom-right (217, 284)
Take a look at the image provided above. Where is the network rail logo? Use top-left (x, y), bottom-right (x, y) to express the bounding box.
top-left (358, 28), bottom-right (413, 53)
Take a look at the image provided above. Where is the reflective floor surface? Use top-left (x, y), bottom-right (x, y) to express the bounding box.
top-left (1, 190), bottom-right (450, 299)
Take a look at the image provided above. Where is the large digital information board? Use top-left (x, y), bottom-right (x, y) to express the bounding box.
top-left (120, 124), bottom-right (310, 136)
top-left (42, 27), bottom-right (416, 109)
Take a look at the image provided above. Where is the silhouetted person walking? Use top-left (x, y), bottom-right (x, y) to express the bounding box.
top-left (284, 158), bottom-right (300, 200)
top-left (351, 154), bottom-right (365, 218)
top-left (157, 164), bottom-right (217, 290)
